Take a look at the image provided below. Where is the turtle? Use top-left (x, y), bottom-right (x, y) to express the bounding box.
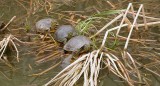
top-left (61, 54), bottom-right (73, 69)
top-left (35, 18), bottom-right (57, 33)
top-left (54, 25), bottom-right (77, 43)
top-left (63, 35), bottom-right (91, 54)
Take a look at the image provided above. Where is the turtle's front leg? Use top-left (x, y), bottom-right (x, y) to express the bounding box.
top-left (63, 38), bottom-right (68, 44)
top-left (81, 44), bottom-right (90, 53)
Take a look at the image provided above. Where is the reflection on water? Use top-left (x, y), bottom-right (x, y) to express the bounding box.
top-left (61, 54), bottom-right (72, 69)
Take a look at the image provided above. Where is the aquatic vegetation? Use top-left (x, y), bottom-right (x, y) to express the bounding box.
top-left (45, 3), bottom-right (160, 86)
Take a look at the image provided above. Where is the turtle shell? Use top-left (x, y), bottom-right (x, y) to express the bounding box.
top-left (36, 18), bottom-right (56, 32)
top-left (54, 25), bottom-right (77, 43)
top-left (63, 35), bottom-right (91, 52)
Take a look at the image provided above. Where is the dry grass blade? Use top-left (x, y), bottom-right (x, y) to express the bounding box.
top-left (0, 16), bottom-right (16, 31)
top-left (0, 34), bottom-right (20, 63)
top-left (30, 60), bottom-right (62, 76)
top-left (126, 52), bottom-right (142, 82)
top-left (116, 3), bottom-right (132, 35)
top-left (124, 4), bottom-right (143, 50)
top-left (10, 39), bottom-right (19, 62)
top-left (90, 13), bottom-right (123, 38)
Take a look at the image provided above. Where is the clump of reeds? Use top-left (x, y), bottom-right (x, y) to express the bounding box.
top-left (0, 16), bottom-right (21, 66)
top-left (0, 34), bottom-right (21, 65)
top-left (44, 3), bottom-right (160, 86)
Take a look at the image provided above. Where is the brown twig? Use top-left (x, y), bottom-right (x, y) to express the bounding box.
top-left (106, 1), bottom-right (116, 9)
top-left (30, 60), bottom-right (62, 76)
top-left (0, 16), bottom-right (16, 31)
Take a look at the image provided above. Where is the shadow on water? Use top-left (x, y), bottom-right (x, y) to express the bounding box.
top-left (0, 0), bottom-right (160, 86)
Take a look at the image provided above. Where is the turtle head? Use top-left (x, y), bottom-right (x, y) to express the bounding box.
top-left (67, 31), bottom-right (77, 40)
top-left (63, 38), bottom-right (68, 44)
top-left (50, 20), bottom-right (59, 31)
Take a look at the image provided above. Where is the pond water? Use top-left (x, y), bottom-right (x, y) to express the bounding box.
top-left (0, 0), bottom-right (160, 86)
